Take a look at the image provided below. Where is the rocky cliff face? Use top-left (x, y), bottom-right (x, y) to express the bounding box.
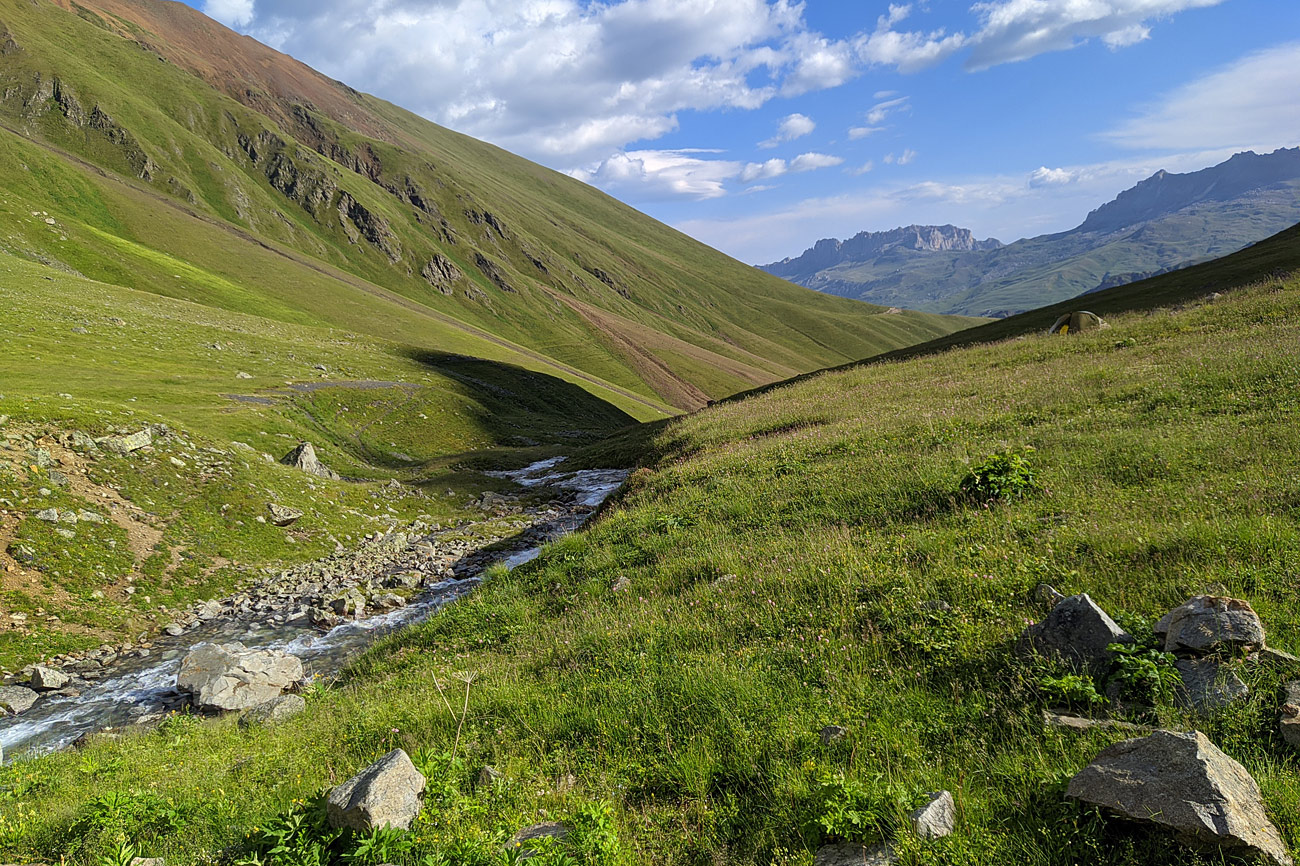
top-left (764, 224), bottom-right (1002, 279)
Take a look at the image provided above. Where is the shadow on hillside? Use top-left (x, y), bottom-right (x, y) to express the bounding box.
top-left (404, 349), bottom-right (640, 447)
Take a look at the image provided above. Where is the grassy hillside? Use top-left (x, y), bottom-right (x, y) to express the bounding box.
top-left (0, 0), bottom-right (975, 412)
top-left (5, 225), bottom-right (1299, 864)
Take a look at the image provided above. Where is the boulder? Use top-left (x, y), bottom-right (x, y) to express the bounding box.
top-left (1156, 596), bottom-right (1265, 655)
top-left (814, 843), bottom-right (896, 866)
top-left (29, 665), bottom-right (69, 691)
top-left (1174, 658), bottom-right (1248, 714)
top-left (281, 442), bottom-right (340, 481)
top-left (327, 749), bottom-right (426, 832)
top-left (176, 642), bottom-right (303, 712)
top-left (267, 504), bottom-right (304, 527)
top-left (1066, 730), bottom-right (1292, 866)
top-left (238, 693), bottom-right (306, 728)
top-left (820, 725), bottom-right (848, 744)
top-left (908, 790), bottom-right (955, 839)
top-left (0, 685), bottom-right (38, 714)
top-left (1018, 593), bottom-right (1130, 672)
top-left (1279, 682), bottom-right (1300, 750)
top-left (96, 429), bottom-right (152, 455)
top-left (509, 822), bottom-right (570, 850)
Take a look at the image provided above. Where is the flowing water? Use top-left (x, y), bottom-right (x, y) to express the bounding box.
top-left (0, 458), bottom-right (626, 761)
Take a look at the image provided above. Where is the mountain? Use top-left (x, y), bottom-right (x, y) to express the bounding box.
top-left (760, 147), bottom-right (1300, 317)
top-left (0, 0), bottom-right (976, 419)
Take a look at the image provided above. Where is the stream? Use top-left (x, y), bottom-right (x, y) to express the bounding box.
top-left (0, 458), bottom-right (626, 762)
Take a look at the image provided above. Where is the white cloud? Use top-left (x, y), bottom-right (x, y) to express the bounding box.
top-left (790, 152), bottom-right (844, 171)
top-left (570, 149), bottom-right (741, 200)
top-left (855, 5), bottom-right (966, 72)
top-left (866, 95), bottom-right (909, 125)
top-left (760, 113), bottom-right (816, 148)
top-left (848, 160), bottom-right (875, 176)
top-left (1103, 41), bottom-right (1300, 151)
top-left (204, 0), bottom-right (254, 27)
top-left (965, 0), bottom-right (1226, 70)
top-left (1028, 166), bottom-right (1079, 187)
top-left (848, 126), bottom-right (882, 140)
top-left (741, 157), bottom-right (789, 182)
top-left (883, 149), bottom-right (917, 165)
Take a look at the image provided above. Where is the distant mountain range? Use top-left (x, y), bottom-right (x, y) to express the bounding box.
top-left (760, 148), bottom-right (1300, 317)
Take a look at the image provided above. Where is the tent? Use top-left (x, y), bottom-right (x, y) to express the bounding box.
top-left (1048, 310), bottom-right (1107, 335)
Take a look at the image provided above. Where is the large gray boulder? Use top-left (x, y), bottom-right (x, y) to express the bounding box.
top-left (1067, 730), bottom-right (1292, 866)
top-left (281, 442), bottom-right (340, 481)
top-left (1018, 593), bottom-right (1130, 672)
top-left (1156, 596), bottom-right (1265, 655)
top-left (327, 749), bottom-right (426, 831)
top-left (176, 642), bottom-right (303, 712)
top-left (0, 685), bottom-right (38, 714)
top-left (1174, 659), bottom-right (1248, 715)
top-left (238, 693), bottom-right (307, 728)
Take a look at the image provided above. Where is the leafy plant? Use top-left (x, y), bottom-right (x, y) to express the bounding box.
top-left (343, 825), bottom-right (413, 865)
top-left (1106, 642), bottom-right (1181, 705)
top-left (813, 771), bottom-right (893, 843)
top-left (960, 446), bottom-right (1040, 502)
top-left (565, 800), bottom-right (620, 865)
top-left (97, 839), bottom-right (138, 866)
top-left (1039, 673), bottom-right (1106, 710)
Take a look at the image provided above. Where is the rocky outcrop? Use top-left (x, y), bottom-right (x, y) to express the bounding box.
top-left (1156, 596), bottom-right (1266, 654)
top-left (96, 429), bottom-right (152, 455)
top-left (474, 253), bottom-right (515, 293)
top-left (327, 749), bottom-right (426, 831)
top-left (267, 504), bottom-right (303, 526)
top-left (1018, 593), bottom-right (1130, 672)
top-left (814, 843), bottom-right (896, 866)
top-left (763, 224), bottom-right (1002, 279)
top-left (280, 442), bottom-right (340, 481)
top-left (1067, 730), bottom-right (1292, 866)
top-left (422, 254), bottom-right (463, 295)
top-left (176, 642), bottom-right (303, 712)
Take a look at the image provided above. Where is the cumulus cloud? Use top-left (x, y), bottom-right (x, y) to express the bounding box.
top-left (760, 113), bottom-right (816, 148)
top-left (1103, 41), bottom-right (1300, 151)
top-left (204, 0), bottom-right (254, 27)
top-left (1027, 166), bottom-right (1079, 187)
top-left (570, 150), bottom-right (741, 200)
top-left (574, 146), bottom-right (842, 197)
top-left (965, 0), bottom-right (1226, 70)
top-left (855, 5), bottom-right (966, 72)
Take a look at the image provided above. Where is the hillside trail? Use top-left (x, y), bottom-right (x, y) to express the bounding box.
top-left (0, 457), bottom-right (626, 761)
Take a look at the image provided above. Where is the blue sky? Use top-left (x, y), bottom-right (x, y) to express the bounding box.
top-left (190, 0), bottom-right (1299, 263)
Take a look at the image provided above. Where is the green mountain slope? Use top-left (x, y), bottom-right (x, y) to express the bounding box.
top-left (6, 195), bottom-right (1300, 865)
top-left (0, 0), bottom-right (975, 413)
top-left (762, 149), bottom-right (1300, 317)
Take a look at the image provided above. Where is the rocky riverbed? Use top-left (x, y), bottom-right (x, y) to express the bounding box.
top-left (0, 458), bottom-right (627, 760)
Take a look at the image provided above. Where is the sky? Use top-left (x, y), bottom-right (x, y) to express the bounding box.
top-left (191, 0), bottom-right (1300, 264)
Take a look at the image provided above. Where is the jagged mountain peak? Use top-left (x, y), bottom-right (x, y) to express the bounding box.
top-left (764, 224), bottom-right (1002, 279)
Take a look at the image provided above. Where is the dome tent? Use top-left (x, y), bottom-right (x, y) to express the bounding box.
top-left (1048, 311), bottom-right (1107, 334)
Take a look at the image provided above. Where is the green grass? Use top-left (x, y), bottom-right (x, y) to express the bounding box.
top-left (5, 250), bottom-right (1300, 865)
top-left (0, 0), bottom-right (978, 413)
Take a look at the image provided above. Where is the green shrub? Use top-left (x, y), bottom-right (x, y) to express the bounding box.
top-left (1106, 643), bottom-right (1181, 705)
top-left (1039, 674), bottom-right (1106, 710)
top-left (960, 447), bottom-right (1040, 502)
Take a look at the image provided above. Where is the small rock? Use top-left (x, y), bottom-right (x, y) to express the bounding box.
top-left (96, 429), bottom-right (152, 455)
top-left (1018, 593), bottom-right (1131, 673)
top-left (909, 790), bottom-right (955, 839)
top-left (130, 857), bottom-right (165, 866)
top-left (0, 685), bottom-right (39, 714)
top-left (820, 725), bottom-right (848, 744)
top-left (611, 576), bottom-right (631, 593)
top-left (1155, 596), bottom-right (1265, 655)
top-left (164, 622), bottom-right (186, 637)
top-left (1042, 710), bottom-right (1146, 734)
top-left (281, 442), bottom-right (340, 481)
top-left (814, 842), bottom-right (896, 866)
top-left (509, 822), bottom-right (570, 850)
top-left (29, 665), bottom-right (69, 690)
top-left (327, 749), bottom-right (427, 832)
top-left (35, 508), bottom-right (59, 522)
top-left (236, 371), bottom-right (253, 379)
top-left (267, 504), bottom-right (303, 526)
top-left (477, 765), bottom-right (503, 788)
top-left (239, 693), bottom-right (307, 728)
top-left (1174, 658), bottom-right (1248, 714)
top-left (1067, 730), bottom-right (1291, 866)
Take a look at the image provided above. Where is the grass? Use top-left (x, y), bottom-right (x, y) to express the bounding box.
top-left (0, 0), bottom-right (978, 414)
top-left (3, 254), bottom-right (1299, 864)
